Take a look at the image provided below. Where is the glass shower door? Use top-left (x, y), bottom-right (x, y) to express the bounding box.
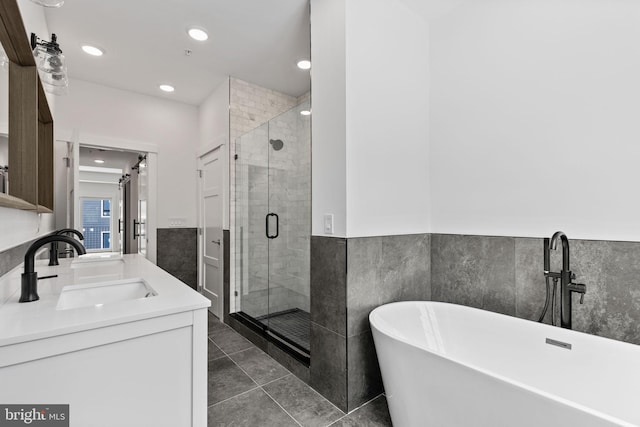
top-left (234, 101), bottom-right (311, 356)
top-left (265, 101), bottom-right (311, 352)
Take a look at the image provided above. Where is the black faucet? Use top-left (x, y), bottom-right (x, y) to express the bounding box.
top-left (544, 231), bottom-right (587, 329)
top-left (49, 229), bottom-right (84, 266)
top-left (21, 235), bottom-right (87, 303)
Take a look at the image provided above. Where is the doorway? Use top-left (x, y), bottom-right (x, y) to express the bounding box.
top-left (65, 137), bottom-right (157, 261)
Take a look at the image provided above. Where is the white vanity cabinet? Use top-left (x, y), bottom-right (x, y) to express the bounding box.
top-left (0, 255), bottom-right (210, 427)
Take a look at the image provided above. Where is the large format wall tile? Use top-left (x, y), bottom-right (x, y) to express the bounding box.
top-left (570, 240), bottom-right (640, 345)
top-left (515, 237), bottom-right (550, 323)
top-left (347, 329), bottom-right (383, 411)
top-left (431, 234), bottom-right (516, 316)
top-left (347, 234), bottom-right (431, 337)
top-left (0, 240), bottom-right (34, 278)
top-left (310, 236), bottom-right (347, 335)
top-left (346, 236), bottom-right (383, 337)
top-left (157, 228), bottom-right (198, 289)
top-left (309, 322), bottom-right (347, 412)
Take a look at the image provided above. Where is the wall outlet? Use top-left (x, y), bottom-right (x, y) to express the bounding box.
top-left (324, 214), bottom-right (334, 235)
top-left (168, 218), bottom-right (186, 227)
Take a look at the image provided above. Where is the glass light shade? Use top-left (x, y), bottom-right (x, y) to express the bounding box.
top-left (30, 0), bottom-right (64, 7)
top-left (42, 81), bottom-right (68, 95)
top-left (34, 47), bottom-right (67, 75)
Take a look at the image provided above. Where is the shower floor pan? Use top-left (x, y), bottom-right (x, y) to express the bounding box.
top-left (231, 308), bottom-right (310, 365)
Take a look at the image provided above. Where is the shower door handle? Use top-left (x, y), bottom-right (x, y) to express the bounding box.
top-left (266, 213), bottom-right (279, 239)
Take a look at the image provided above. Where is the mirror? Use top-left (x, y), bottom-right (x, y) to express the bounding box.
top-left (0, 46), bottom-right (7, 195)
top-left (0, 135), bottom-right (7, 194)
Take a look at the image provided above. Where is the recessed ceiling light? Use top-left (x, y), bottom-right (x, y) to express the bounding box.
top-left (81, 45), bottom-right (103, 56)
top-left (297, 60), bottom-right (311, 70)
top-left (188, 27), bottom-right (208, 41)
top-left (94, 159), bottom-right (105, 164)
top-left (159, 84), bottom-right (175, 92)
top-left (300, 110), bottom-right (311, 116)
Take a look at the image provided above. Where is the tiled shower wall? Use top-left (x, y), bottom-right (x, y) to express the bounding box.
top-left (309, 232), bottom-right (640, 412)
top-left (230, 77), bottom-right (311, 316)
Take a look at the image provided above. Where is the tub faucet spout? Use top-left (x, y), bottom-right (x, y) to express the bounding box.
top-left (544, 231), bottom-right (586, 329)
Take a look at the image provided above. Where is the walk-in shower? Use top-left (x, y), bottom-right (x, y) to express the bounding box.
top-left (233, 100), bottom-right (311, 361)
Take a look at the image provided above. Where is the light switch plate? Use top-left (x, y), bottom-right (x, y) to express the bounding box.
top-left (324, 214), bottom-right (334, 234)
top-left (168, 218), bottom-right (186, 227)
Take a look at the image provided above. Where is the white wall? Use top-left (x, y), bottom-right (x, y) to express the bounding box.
top-left (199, 78), bottom-right (229, 150)
top-left (0, 0), bottom-right (55, 253)
top-left (345, 0), bottom-right (430, 237)
top-left (429, 0), bottom-right (640, 241)
top-left (310, 0), bottom-right (347, 236)
top-left (199, 79), bottom-right (230, 230)
top-left (55, 79), bottom-right (200, 229)
top-left (310, 0), bottom-right (430, 238)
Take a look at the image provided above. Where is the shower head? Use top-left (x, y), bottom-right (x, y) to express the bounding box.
top-left (269, 139), bottom-right (284, 151)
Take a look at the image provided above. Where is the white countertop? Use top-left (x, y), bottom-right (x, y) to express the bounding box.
top-left (0, 254), bottom-right (210, 346)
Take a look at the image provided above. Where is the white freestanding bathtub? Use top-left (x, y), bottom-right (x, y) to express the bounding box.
top-left (370, 301), bottom-right (640, 427)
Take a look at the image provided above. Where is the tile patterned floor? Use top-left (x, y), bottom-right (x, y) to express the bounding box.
top-left (207, 313), bottom-right (393, 427)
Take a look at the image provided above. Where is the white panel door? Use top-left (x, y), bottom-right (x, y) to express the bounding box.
top-left (199, 148), bottom-right (223, 317)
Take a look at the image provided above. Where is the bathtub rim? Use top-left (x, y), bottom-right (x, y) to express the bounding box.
top-left (370, 301), bottom-right (637, 427)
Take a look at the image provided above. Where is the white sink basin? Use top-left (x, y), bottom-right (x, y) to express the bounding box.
top-left (56, 278), bottom-right (157, 310)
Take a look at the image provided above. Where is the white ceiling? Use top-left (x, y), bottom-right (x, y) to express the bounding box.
top-left (79, 146), bottom-right (141, 171)
top-left (43, 0), bottom-right (311, 105)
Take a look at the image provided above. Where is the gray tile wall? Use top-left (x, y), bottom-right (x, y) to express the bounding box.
top-left (0, 240), bottom-right (32, 277)
top-left (310, 236), bottom-right (347, 411)
top-left (431, 234), bottom-right (640, 345)
top-left (310, 234), bottom-right (430, 412)
top-left (156, 228), bottom-right (198, 289)
top-left (346, 234), bottom-right (430, 410)
top-left (296, 232), bottom-right (640, 414)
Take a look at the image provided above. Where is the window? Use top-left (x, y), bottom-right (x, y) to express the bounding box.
top-left (101, 199), bottom-right (111, 217)
top-left (81, 198), bottom-right (112, 251)
top-left (101, 231), bottom-right (111, 250)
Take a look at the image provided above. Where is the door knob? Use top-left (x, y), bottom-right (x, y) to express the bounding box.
top-left (212, 239), bottom-right (221, 245)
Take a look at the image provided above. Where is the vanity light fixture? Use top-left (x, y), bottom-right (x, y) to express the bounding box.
top-left (94, 159), bottom-right (105, 164)
top-left (297, 59), bottom-right (311, 70)
top-left (159, 84), bottom-right (175, 93)
top-left (29, 0), bottom-right (64, 7)
top-left (31, 33), bottom-right (69, 94)
top-left (187, 27), bottom-right (209, 41)
top-left (82, 45), bottom-right (104, 57)
top-left (300, 110), bottom-right (311, 116)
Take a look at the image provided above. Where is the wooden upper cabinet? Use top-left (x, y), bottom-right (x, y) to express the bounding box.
top-left (0, 0), bottom-right (54, 212)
